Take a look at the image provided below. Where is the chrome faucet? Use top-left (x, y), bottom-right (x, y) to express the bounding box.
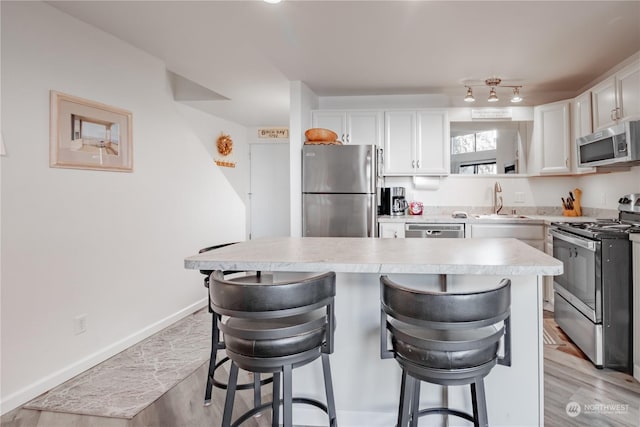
top-left (493, 182), bottom-right (503, 214)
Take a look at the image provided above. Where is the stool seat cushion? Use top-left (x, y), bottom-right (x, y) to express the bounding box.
top-left (223, 312), bottom-right (326, 358)
top-left (389, 320), bottom-right (503, 369)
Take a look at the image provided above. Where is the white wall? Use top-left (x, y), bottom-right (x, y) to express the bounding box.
top-left (386, 167), bottom-right (640, 212)
top-left (578, 166), bottom-right (640, 208)
top-left (0, 1), bottom-right (247, 413)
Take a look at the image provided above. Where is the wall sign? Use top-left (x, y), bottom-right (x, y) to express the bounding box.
top-left (471, 108), bottom-right (513, 120)
top-left (258, 128), bottom-right (289, 139)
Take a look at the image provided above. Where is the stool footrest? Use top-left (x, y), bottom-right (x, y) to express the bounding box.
top-left (210, 356), bottom-right (274, 391)
top-left (230, 397), bottom-right (332, 427)
top-left (416, 407), bottom-right (475, 423)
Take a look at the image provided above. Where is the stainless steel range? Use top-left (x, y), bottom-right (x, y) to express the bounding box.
top-left (551, 193), bottom-right (640, 373)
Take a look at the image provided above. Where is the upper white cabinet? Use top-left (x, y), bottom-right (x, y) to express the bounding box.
top-left (531, 100), bottom-right (571, 175)
top-left (570, 91), bottom-right (596, 174)
top-left (591, 58), bottom-right (640, 130)
top-left (384, 110), bottom-right (449, 175)
top-left (311, 110), bottom-right (382, 145)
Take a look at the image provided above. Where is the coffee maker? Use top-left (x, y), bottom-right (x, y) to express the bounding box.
top-left (380, 187), bottom-right (408, 216)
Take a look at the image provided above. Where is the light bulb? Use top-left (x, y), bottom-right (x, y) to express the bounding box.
top-left (511, 87), bottom-right (523, 103)
top-left (464, 87), bottom-right (475, 102)
top-left (488, 87), bottom-right (499, 102)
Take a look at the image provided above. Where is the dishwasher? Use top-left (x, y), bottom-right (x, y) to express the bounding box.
top-left (405, 223), bottom-right (465, 238)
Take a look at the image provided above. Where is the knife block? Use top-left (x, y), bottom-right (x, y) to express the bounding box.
top-left (562, 188), bottom-right (582, 217)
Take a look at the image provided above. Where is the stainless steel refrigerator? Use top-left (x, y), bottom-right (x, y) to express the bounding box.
top-left (302, 144), bottom-right (379, 237)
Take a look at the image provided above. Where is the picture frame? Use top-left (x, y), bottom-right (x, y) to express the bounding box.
top-left (50, 91), bottom-right (133, 172)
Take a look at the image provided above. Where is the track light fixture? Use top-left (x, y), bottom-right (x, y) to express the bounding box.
top-left (462, 77), bottom-right (523, 103)
top-left (464, 86), bottom-right (475, 102)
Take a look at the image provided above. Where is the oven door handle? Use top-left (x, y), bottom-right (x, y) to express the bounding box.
top-left (550, 229), bottom-right (597, 252)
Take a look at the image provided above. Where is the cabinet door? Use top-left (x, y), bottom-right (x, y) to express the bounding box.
top-left (633, 241), bottom-right (640, 382)
top-left (544, 226), bottom-right (555, 308)
top-left (536, 100), bottom-right (571, 175)
top-left (571, 92), bottom-right (596, 174)
top-left (618, 60), bottom-right (640, 122)
top-left (347, 111), bottom-right (382, 146)
top-left (379, 222), bottom-right (405, 238)
top-left (415, 110), bottom-right (450, 174)
top-left (591, 76), bottom-right (618, 130)
top-left (384, 111), bottom-right (415, 174)
top-left (311, 111), bottom-right (347, 142)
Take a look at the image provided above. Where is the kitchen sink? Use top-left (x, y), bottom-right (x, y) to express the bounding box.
top-left (473, 214), bottom-right (530, 219)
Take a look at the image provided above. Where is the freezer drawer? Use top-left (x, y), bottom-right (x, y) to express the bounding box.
top-left (302, 193), bottom-right (376, 237)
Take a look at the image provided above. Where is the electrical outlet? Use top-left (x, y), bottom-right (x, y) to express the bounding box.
top-left (74, 314), bottom-right (87, 335)
top-left (514, 192), bottom-right (525, 203)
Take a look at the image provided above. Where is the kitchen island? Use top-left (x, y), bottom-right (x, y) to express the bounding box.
top-left (185, 237), bottom-right (562, 427)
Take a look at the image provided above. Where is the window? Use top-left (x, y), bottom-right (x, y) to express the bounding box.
top-left (451, 129), bottom-right (498, 174)
top-left (451, 130), bottom-right (497, 154)
top-left (459, 162), bottom-right (497, 175)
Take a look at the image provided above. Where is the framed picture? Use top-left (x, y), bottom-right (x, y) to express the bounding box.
top-left (50, 91), bottom-right (133, 172)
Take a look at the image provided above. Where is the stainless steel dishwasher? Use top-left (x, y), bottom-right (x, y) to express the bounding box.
top-left (405, 223), bottom-right (465, 238)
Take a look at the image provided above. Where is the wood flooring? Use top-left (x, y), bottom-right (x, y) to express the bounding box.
top-left (543, 311), bottom-right (640, 427)
top-left (3, 312), bottom-right (639, 426)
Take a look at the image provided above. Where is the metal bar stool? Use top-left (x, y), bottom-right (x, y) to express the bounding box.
top-left (380, 276), bottom-right (511, 427)
top-left (198, 243), bottom-right (272, 407)
top-left (210, 270), bottom-right (338, 427)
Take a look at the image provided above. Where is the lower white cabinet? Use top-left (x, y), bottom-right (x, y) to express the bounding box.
top-left (544, 225), bottom-right (555, 309)
top-left (468, 223), bottom-right (545, 251)
top-left (633, 237), bottom-right (640, 381)
top-left (379, 222), bottom-right (405, 238)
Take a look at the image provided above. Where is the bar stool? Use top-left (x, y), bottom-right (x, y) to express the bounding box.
top-left (380, 276), bottom-right (511, 427)
top-left (210, 270), bottom-right (338, 427)
top-left (198, 243), bottom-right (272, 406)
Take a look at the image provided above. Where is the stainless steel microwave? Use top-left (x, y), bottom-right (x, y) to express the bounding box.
top-left (577, 120), bottom-right (640, 168)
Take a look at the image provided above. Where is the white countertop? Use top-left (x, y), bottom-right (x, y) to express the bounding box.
top-left (631, 233), bottom-right (640, 243)
top-left (378, 213), bottom-right (600, 225)
top-left (184, 237), bottom-right (562, 276)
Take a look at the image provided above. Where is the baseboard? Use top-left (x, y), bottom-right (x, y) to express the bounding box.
top-left (292, 407), bottom-right (397, 427)
top-left (0, 298), bottom-right (207, 415)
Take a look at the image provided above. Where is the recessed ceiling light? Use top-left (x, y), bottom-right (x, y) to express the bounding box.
top-left (264, 0), bottom-right (282, 3)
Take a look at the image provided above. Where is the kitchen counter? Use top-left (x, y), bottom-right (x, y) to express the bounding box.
top-left (185, 237), bottom-right (559, 426)
top-left (185, 236), bottom-right (561, 276)
top-left (378, 213), bottom-right (600, 225)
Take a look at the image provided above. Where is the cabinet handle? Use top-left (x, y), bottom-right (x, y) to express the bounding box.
top-left (341, 134), bottom-right (345, 143)
top-left (565, 158), bottom-right (569, 168)
top-left (346, 134), bottom-right (350, 143)
top-left (616, 107), bottom-right (622, 120)
top-left (412, 160), bottom-right (415, 168)
top-left (416, 160), bottom-right (420, 168)
top-left (611, 109), bottom-right (617, 122)
top-left (393, 231), bottom-right (398, 238)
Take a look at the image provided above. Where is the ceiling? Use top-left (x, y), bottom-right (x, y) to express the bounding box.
top-left (49, 1), bottom-right (640, 127)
